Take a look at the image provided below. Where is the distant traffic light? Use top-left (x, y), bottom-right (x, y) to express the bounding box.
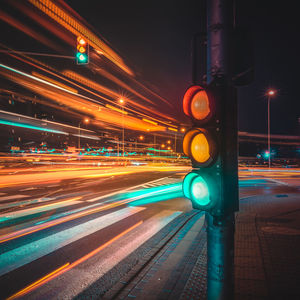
top-left (263, 150), bottom-right (270, 159)
top-left (182, 81), bottom-right (238, 216)
top-left (76, 36), bottom-right (89, 64)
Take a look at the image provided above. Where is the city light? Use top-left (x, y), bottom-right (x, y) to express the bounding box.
top-left (267, 89), bottom-right (276, 96)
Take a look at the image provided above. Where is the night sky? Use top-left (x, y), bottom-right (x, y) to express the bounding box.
top-left (67, 0), bottom-right (300, 136)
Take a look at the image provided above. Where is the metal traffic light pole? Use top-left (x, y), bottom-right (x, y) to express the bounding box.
top-left (206, 0), bottom-right (237, 299)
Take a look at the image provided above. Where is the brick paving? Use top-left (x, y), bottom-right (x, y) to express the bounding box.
top-left (104, 192), bottom-right (300, 299)
top-left (235, 193), bottom-right (300, 300)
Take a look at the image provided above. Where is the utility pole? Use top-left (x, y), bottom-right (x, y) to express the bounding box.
top-left (206, 1), bottom-right (237, 299)
top-left (182, 1), bottom-right (238, 299)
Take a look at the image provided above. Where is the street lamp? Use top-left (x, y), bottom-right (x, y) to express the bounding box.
top-left (266, 89), bottom-right (276, 168)
top-left (118, 98), bottom-right (125, 156)
top-left (78, 118), bottom-right (89, 150)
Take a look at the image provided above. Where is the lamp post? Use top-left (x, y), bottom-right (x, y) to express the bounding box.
top-left (119, 98), bottom-right (125, 156)
top-left (137, 135), bottom-right (144, 155)
top-left (161, 143), bottom-right (165, 157)
top-left (266, 89), bottom-right (276, 168)
top-left (78, 118), bottom-right (89, 150)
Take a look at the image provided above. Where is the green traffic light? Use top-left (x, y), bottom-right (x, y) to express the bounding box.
top-left (183, 172), bottom-right (198, 199)
top-left (190, 175), bottom-right (210, 206)
top-left (183, 172), bottom-right (211, 208)
top-left (263, 151), bottom-right (270, 159)
top-left (76, 52), bottom-right (88, 63)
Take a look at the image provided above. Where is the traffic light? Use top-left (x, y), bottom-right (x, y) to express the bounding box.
top-left (182, 80), bottom-right (238, 217)
top-left (76, 36), bottom-right (89, 64)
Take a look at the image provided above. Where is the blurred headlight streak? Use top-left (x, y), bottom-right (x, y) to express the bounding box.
top-left (106, 104), bottom-right (128, 115)
top-left (0, 67), bottom-right (166, 132)
top-left (0, 119), bottom-right (68, 135)
top-left (62, 70), bottom-right (171, 123)
top-left (27, 0), bottom-right (133, 75)
top-left (32, 72), bottom-right (78, 94)
top-left (0, 64), bottom-right (78, 95)
top-left (6, 221), bottom-right (142, 299)
top-left (142, 118), bottom-right (158, 125)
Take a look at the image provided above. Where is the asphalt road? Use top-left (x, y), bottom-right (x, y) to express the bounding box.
top-left (0, 165), bottom-right (299, 299)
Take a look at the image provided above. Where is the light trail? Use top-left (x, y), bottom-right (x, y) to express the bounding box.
top-left (0, 196), bottom-right (139, 244)
top-left (0, 166), bottom-right (189, 188)
top-left (27, 0), bottom-right (133, 75)
top-left (32, 71), bottom-right (78, 94)
top-left (0, 119), bottom-right (67, 135)
top-left (0, 196), bottom-right (82, 227)
top-left (0, 63), bottom-right (78, 95)
top-left (0, 180), bottom-right (182, 244)
top-left (7, 263), bottom-right (70, 300)
top-left (0, 63), bottom-right (167, 132)
top-left (6, 221), bottom-right (142, 299)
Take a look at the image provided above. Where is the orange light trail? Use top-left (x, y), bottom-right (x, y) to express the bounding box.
top-left (62, 70), bottom-right (173, 126)
top-left (7, 263), bottom-right (70, 300)
top-left (28, 0), bottom-right (133, 75)
top-left (0, 194), bottom-right (134, 244)
top-left (32, 72), bottom-right (78, 94)
top-left (106, 104), bottom-right (128, 115)
top-left (0, 65), bottom-right (166, 132)
top-left (7, 221), bottom-right (142, 299)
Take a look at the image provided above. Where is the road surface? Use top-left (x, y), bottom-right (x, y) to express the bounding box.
top-left (0, 165), bottom-right (299, 299)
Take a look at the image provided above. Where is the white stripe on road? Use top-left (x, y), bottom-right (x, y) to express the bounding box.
top-left (87, 177), bottom-right (175, 202)
top-left (0, 194), bottom-right (30, 202)
top-left (0, 198), bottom-right (55, 211)
top-left (20, 187), bottom-right (38, 191)
top-left (0, 198), bottom-right (81, 223)
top-left (35, 210), bottom-right (183, 299)
top-left (267, 178), bottom-right (290, 186)
top-left (0, 206), bottom-right (145, 276)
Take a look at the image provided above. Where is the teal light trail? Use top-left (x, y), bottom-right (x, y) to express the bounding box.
top-left (127, 183), bottom-right (183, 206)
top-left (0, 119), bottom-right (67, 135)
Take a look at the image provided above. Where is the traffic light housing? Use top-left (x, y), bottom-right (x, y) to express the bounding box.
top-left (76, 36), bottom-right (89, 64)
top-left (182, 80), bottom-right (238, 217)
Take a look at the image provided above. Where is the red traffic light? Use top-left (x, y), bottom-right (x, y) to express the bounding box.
top-left (77, 36), bottom-right (87, 46)
top-left (183, 85), bottom-right (215, 123)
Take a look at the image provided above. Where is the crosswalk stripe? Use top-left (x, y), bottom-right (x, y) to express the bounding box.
top-left (0, 194), bottom-right (30, 202)
top-left (87, 176), bottom-right (177, 203)
top-left (20, 187), bottom-right (38, 191)
top-left (33, 210), bottom-right (183, 299)
top-left (0, 197), bottom-right (82, 223)
top-left (0, 206), bottom-right (145, 277)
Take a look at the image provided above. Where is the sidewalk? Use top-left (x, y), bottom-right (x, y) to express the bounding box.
top-left (103, 192), bottom-right (300, 299)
